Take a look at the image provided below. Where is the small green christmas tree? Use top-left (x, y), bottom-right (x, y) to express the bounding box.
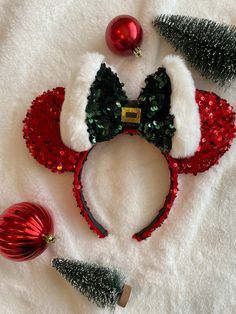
top-left (51, 257), bottom-right (131, 310)
top-left (153, 14), bottom-right (236, 86)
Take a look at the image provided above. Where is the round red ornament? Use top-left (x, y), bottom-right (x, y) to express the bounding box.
top-left (105, 15), bottom-right (143, 57)
top-left (0, 202), bottom-right (55, 262)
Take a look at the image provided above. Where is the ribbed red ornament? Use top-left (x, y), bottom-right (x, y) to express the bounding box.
top-left (105, 15), bottom-right (143, 57)
top-left (0, 202), bottom-right (55, 262)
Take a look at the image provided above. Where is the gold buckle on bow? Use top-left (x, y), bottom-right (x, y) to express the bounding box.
top-left (121, 107), bottom-right (141, 124)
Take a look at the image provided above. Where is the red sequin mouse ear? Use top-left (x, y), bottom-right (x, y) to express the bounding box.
top-left (23, 87), bottom-right (81, 173)
top-left (175, 90), bottom-right (235, 174)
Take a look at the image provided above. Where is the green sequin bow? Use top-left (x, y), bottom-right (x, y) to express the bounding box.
top-left (86, 63), bottom-right (176, 152)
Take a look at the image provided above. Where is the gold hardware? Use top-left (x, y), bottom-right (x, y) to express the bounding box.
top-left (121, 107), bottom-right (141, 124)
top-left (133, 47), bottom-right (142, 58)
top-left (43, 234), bottom-right (56, 244)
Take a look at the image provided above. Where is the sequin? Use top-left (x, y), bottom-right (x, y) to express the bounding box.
top-left (138, 68), bottom-right (175, 152)
top-left (175, 90), bottom-right (235, 174)
top-left (57, 164), bottom-right (63, 171)
top-left (85, 65), bottom-right (175, 152)
top-left (85, 63), bottom-right (127, 144)
top-left (23, 87), bottom-right (80, 173)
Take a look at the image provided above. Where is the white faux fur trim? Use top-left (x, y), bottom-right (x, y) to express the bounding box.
top-left (162, 55), bottom-right (201, 158)
top-left (60, 52), bottom-right (105, 152)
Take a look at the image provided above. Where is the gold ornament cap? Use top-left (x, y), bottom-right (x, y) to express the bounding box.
top-left (133, 47), bottom-right (142, 58)
top-left (43, 234), bottom-right (56, 244)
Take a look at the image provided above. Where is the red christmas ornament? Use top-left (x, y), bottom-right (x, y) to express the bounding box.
top-left (0, 202), bottom-right (55, 262)
top-left (105, 15), bottom-right (143, 57)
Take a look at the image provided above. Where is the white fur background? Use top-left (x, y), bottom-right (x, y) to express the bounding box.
top-left (0, 0), bottom-right (236, 313)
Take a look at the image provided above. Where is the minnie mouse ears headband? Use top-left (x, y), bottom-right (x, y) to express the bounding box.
top-left (23, 52), bottom-right (235, 241)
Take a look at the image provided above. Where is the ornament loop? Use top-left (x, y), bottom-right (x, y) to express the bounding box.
top-left (43, 234), bottom-right (56, 244)
top-left (133, 47), bottom-right (142, 58)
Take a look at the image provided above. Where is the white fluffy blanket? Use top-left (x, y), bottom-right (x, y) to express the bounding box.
top-left (0, 1), bottom-right (235, 313)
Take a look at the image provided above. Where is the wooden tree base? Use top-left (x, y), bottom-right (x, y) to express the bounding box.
top-left (118, 284), bottom-right (132, 308)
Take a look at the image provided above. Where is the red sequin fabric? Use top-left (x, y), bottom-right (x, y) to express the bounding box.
top-left (23, 87), bottom-right (80, 173)
top-left (23, 87), bottom-right (235, 241)
top-left (175, 90), bottom-right (235, 174)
